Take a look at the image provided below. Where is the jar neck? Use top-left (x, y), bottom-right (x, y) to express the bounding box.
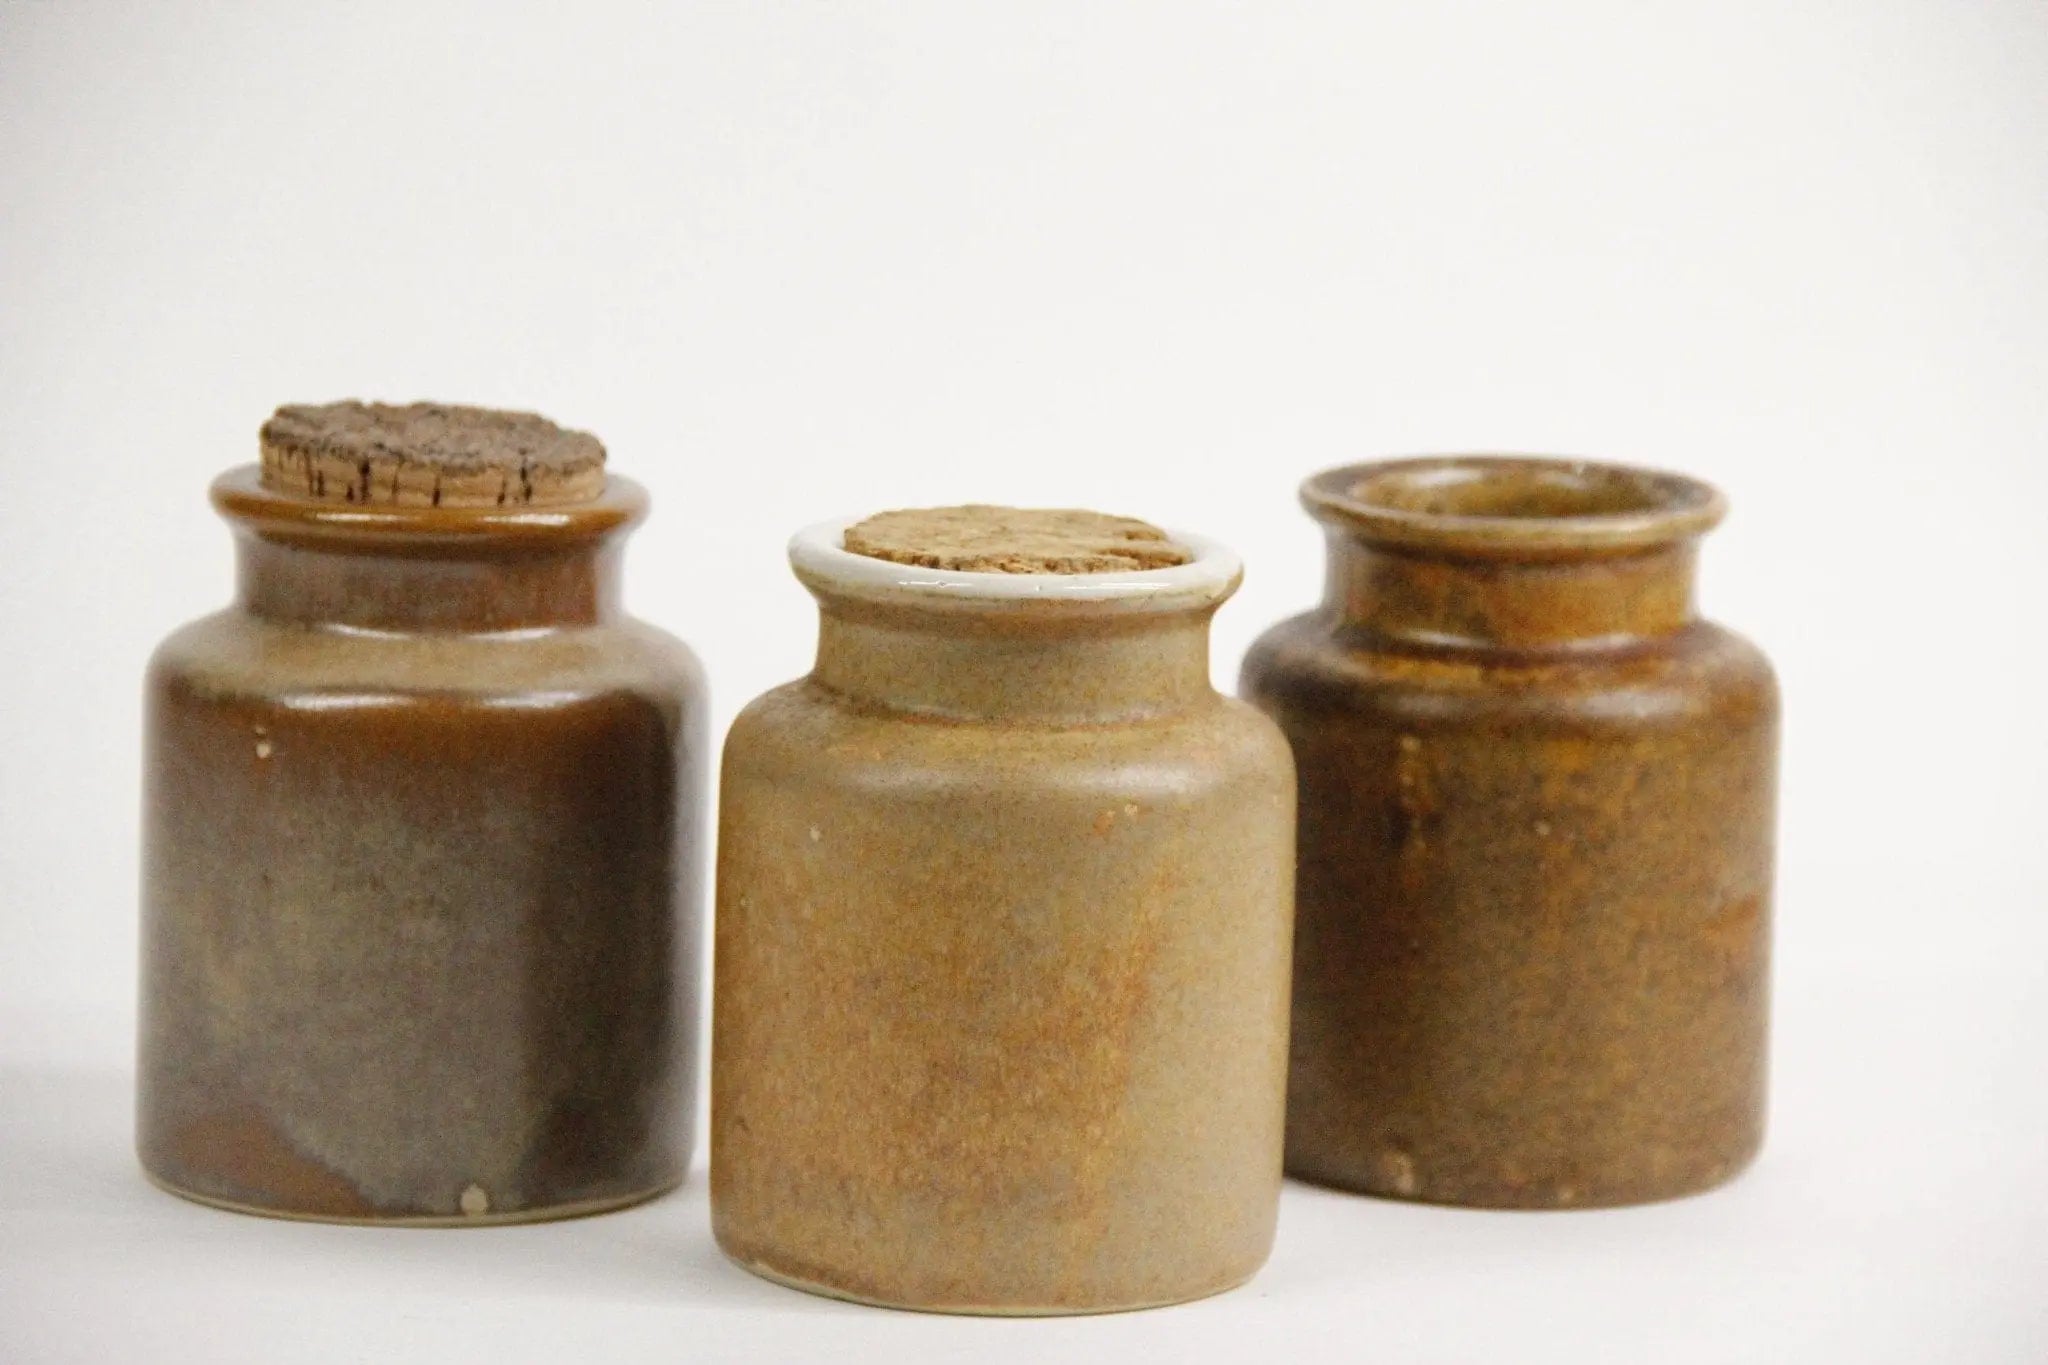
top-left (812, 597), bottom-right (1218, 724)
top-left (1325, 531), bottom-right (1701, 652)
top-left (233, 531), bottom-right (624, 632)
top-left (208, 465), bottom-right (647, 634)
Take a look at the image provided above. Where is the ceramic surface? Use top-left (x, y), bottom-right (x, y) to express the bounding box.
top-left (713, 520), bottom-right (1295, 1312)
top-left (1242, 457), bottom-right (1778, 1208)
top-left (139, 468), bottom-right (707, 1223)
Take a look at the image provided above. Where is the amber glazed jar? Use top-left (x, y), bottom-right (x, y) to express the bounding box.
top-left (1241, 457), bottom-right (1778, 1209)
top-left (712, 509), bottom-right (1295, 1314)
top-left (139, 403), bottom-right (707, 1224)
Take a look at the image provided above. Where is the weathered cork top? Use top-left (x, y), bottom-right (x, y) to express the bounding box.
top-left (842, 505), bottom-right (1192, 574)
top-left (259, 401), bottom-right (607, 508)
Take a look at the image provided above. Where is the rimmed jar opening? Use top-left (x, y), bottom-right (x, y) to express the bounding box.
top-left (210, 465), bottom-right (646, 554)
top-left (1303, 456), bottom-right (1725, 560)
top-left (788, 517), bottom-right (1244, 619)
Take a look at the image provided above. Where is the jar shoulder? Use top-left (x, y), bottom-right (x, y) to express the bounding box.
top-left (723, 678), bottom-right (1293, 801)
top-left (1240, 609), bottom-right (1777, 735)
top-left (147, 608), bottom-right (706, 711)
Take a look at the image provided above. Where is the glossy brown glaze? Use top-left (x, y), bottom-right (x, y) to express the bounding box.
top-left (712, 519), bottom-right (1295, 1313)
top-left (139, 467), bottom-right (707, 1223)
top-left (1241, 457), bottom-right (1778, 1208)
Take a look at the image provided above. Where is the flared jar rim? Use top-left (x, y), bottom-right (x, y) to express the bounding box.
top-left (1302, 455), bottom-right (1726, 559)
top-left (788, 516), bottom-right (1243, 617)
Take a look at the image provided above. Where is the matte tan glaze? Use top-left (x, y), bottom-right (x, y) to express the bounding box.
top-left (712, 519), bottom-right (1295, 1313)
top-left (1241, 457), bottom-right (1778, 1209)
top-left (139, 467), bottom-right (707, 1223)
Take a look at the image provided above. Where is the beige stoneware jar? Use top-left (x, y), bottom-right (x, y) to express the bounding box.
top-left (712, 510), bottom-right (1296, 1315)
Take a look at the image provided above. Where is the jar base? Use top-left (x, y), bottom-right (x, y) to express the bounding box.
top-left (141, 1169), bottom-right (683, 1227)
top-left (1284, 1150), bottom-right (1761, 1210)
top-left (721, 1246), bottom-right (1260, 1317)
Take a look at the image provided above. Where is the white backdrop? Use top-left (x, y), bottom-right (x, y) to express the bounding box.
top-left (3, 3), bottom-right (2044, 1361)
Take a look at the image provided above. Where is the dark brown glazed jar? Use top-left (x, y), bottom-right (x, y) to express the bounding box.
top-left (1241, 456), bottom-right (1778, 1209)
top-left (139, 404), bottom-right (707, 1224)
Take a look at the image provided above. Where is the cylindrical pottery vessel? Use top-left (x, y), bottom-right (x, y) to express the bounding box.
top-left (1241, 456), bottom-right (1778, 1209)
top-left (140, 407), bottom-right (707, 1224)
top-left (712, 517), bottom-right (1296, 1314)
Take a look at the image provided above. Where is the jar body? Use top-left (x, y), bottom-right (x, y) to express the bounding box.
top-left (139, 502), bottom-right (707, 1223)
top-left (1243, 610), bottom-right (1777, 1207)
top-left (712, 677), bottom-right (1294, 1311)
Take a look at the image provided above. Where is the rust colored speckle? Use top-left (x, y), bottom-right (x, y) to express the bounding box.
top-left (1242, 455), bottom-right (1778, 1210)
top-left (713, 509), bottom-right (1294, 1312)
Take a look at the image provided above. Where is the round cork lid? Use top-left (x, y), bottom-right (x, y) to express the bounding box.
top-left (842, 505), bottom-right (1192, 574)
top-left (259, 401), bottom-right (606, 508)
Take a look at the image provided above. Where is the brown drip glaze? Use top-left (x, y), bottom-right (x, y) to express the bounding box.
top-left (139, 461), bottom-right (706, 1225)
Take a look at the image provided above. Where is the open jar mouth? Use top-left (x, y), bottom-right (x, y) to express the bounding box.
top-left (1303, 456), bottom-right (1726, 558)
top-left (788, 517), bottom-right (1243, 616)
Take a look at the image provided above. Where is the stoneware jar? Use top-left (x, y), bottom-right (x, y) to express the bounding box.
top-left (139, 402), bottom-right (708, 1224)
top-left (1241, 456), bottom-right (1778, 1209)
top-left (712, 506), bottom-right (1295, 1314)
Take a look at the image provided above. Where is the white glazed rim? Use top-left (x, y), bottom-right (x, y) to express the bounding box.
top-left (788, 516), bottom-right (1243, 613)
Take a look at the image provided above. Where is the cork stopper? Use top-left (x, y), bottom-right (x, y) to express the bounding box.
top-left (842, 505), bottom-right (1192, 574)
top-left (258, 401), bottom-right (606, 508)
